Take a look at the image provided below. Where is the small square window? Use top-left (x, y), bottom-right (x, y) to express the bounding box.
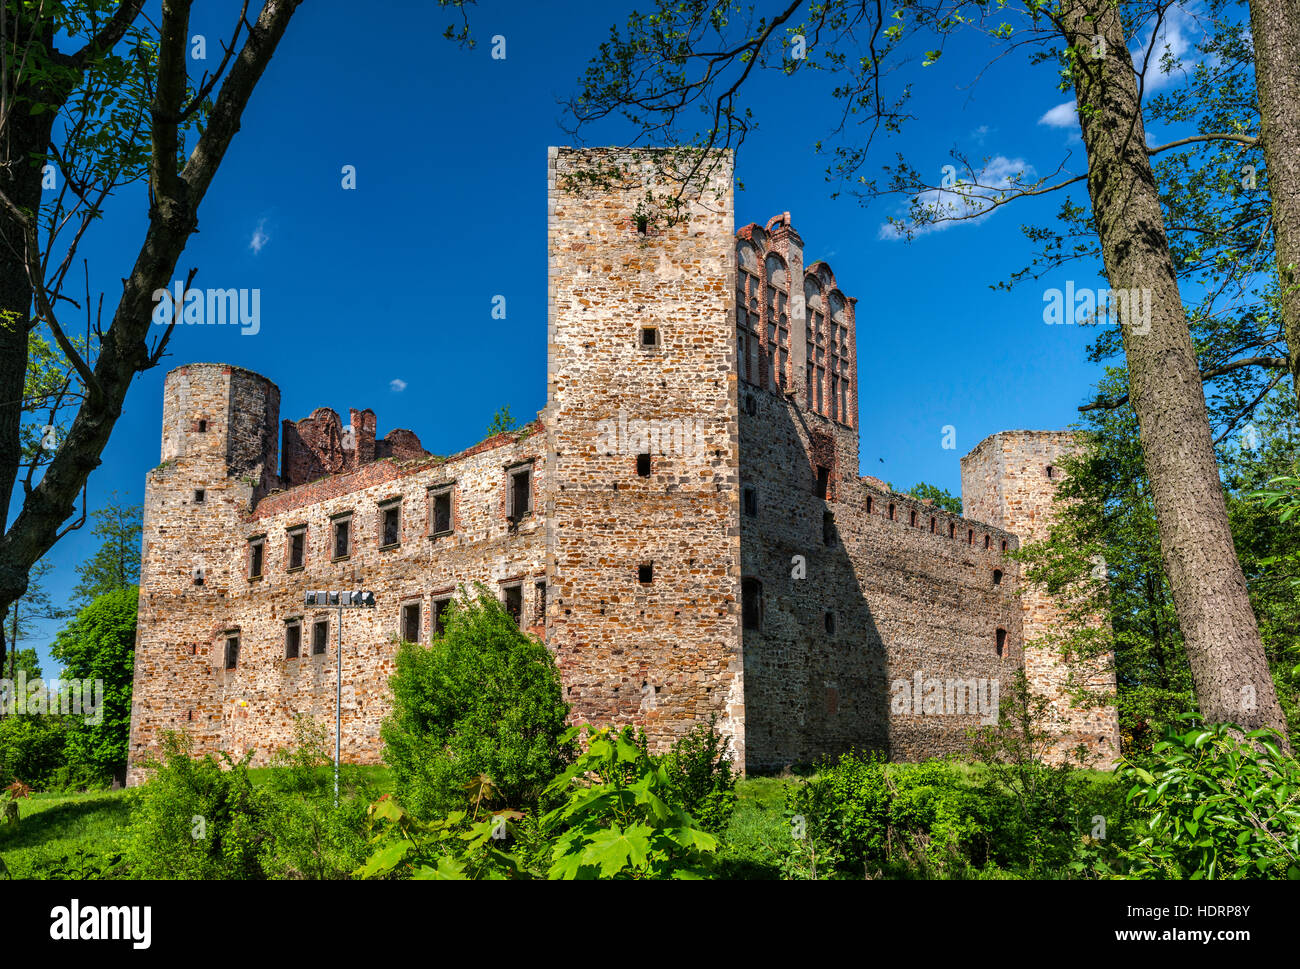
top-left (312, 619), bottom-right (329, 656)
top-left (638, 563), bottom-right (654, 584)
top-left (381, 504), bottom-right (401, 548)
top-left (637, 453), bottom-right (651, 477)
top-left (639, 326), bottom-right (659, 347)
top-left (288, 528), bottom-right (305, 570)
top-left (224, 635), bottom-right (240, 670)
top-left (197, 420), bottom-right (207, 433)
top-left (400, 602), bottom-right (421, 643)
top-left (194, 489), bottom-right (205, 504)
top-left (285, 621), bottom-right (301, 660)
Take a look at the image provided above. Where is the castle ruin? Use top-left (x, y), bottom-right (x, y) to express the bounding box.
top-left (126, 148), bottom-right (1120, 783)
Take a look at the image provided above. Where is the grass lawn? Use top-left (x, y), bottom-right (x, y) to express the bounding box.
top-left (718, 776), bottom-right (799, 879)
top-left (1, 764), bottom-right (397, 878)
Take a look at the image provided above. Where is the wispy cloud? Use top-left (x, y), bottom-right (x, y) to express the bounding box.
top-left (249, 218), bottom-right (270, 254)
top-left (879, 155), bottom-right (1035, 240)
top-left (390, 378), bottom-right (407, 393)
top-left (1038, 101), bottom-right (1076, 129)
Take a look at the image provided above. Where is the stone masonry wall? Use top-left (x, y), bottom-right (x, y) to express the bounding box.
top-left (961, 431), bottom-right (1121, 766)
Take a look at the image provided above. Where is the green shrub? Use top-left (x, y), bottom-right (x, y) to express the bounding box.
top-left (661, 716), bottom-right (738, 834)
top-left (381, 587), bottom-right (573, 816)
top-left (355, 795), bottom-right (527, 880)
top-left (0, 715), bottom-right (70, 790)
top-left (1116, 717), bottom-right (1300, 879)
top-left (125, 731), bottom-right (270, 879)
top-left (260, 717), bottom-right (379, 880)
top-left (542, 725), bottom-right (719, 879)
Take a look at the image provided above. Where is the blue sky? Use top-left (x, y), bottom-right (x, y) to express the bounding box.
top-left (20, 0), bottom-right (1206, 667)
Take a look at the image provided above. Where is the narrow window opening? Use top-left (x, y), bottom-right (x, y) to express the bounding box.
top-left (248, 539), bottom-right (264, 579)
top-left (224, 635), bottom-right (240, 670)
top-left (996, 627), bottom-right (1007, 656)
top-left (949, 522), bottom-right (956, 539)
top-left (968, 528), bottom-right (974, 545)
top-left (824, 610), bottom-right (836, 635)
top-left (742, 486), bottom-right (758, 517)
top-left (285, 622), bottom-right (301, 660)
top-left (814, 465), bottom-right (830, 500)
top-left (431, 487), bottom-right (453, 535)
top-left (312, 620), bottom-right (328, 656)
top-left (1001, 539), bottom-right (1008, 553)
top-left (382, 505), bottom-right (401, 548)
top-left (333, 518), bottom-right (351, 558)
top-left (909, 510), bottom-right (917, 527)
top-left (503, 585), bottom-right (523, 626)
top-left (194, 489), bottom-right (205, 504)
top-left (433, 598), bottom-right (452, 636)
top-left (509, 467), bottom-right (532, 519)
top-left (984, 534), bottom-right (991, 549)
top-left (930, 517), bottom-right (936, 533)
top-left (534, 581), bottom-right (547, 625)
top-left (993, 569), bottom-right (1003, 586)
top-left (636, 453), bottom-right (651, 477)
top-left (638, 563), bottom-right (654, 584)
top-left (288, 529), bottom-right (305, 570)
top-left (1046, 465), bottom-right (1055, 479)
top-left (822, 510), bottom-right (835, 546)
top-left (197, 420), bottom-right (207, 433)
top-left (865, 495), bottom-right (873, 514)
top-left (888, 503), bottom-right (895, 521)
top-left (400, 602), bottom-right (421, 643)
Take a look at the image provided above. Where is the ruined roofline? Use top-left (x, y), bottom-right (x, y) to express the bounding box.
top-left (852, 474), bottom-right (1020, 546)
top-left (248, 419), bottom-right (544, 520)
top-left (962, 428), bottom-right (1077, 464)
top-left (166, 360), bottom-right (277, 389)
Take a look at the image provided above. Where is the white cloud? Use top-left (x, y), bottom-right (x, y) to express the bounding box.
top-left (389, 378), bottom-right (407, 393)
top-left (1132, 4), bottom-right (1199, 91)
top-left (879, 156), bottom-right (1035, 240)
top-left (249, 218), bottom-right (270, 254)
top-left (1038, 101), bottom-right (1076, 129)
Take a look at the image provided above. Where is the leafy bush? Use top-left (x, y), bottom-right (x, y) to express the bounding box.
top-left (260, 717), bottom-right (378, 880)
top-left (0, 715), bottom-right (70, 790)
top-left (355, 795), bottom-right (527, 880)
top-left (1116, 717), bottom-right (1300, 879)
top-left (542, 725), bottom-right (719, 879)
top-left (661, 716), bottom-right (737, 834)
top-left (125, 731), bottom-right (270, 879)
top-left (381, 587), bottom-right (573, 817)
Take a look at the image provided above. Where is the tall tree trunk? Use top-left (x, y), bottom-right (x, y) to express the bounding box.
top-left (1247, 0), bottom-right (1300, 412)
top-left (1061, 0), bottom-right (1289, 747)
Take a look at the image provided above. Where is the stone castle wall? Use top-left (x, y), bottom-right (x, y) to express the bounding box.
top-left (127, 149), bottom-right (1119, 783)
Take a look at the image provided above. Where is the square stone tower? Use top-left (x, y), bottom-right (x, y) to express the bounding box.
top-left (962, 431), bottom-right (1121, 765)
top-left (544, 147), bottom-right (745, 761)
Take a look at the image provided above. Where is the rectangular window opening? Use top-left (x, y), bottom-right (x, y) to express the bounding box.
top-left (312, 619), bottom-right (328, 656)
top-left (400, 602), bottom-right (421, 643)
top-left (285, 621), bottom-right (301, 660)
top-left (382, 504), bottom-right (401, 548)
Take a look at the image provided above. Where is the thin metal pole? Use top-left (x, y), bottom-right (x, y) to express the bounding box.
top-left (335, 605), bottom-right (342, 807)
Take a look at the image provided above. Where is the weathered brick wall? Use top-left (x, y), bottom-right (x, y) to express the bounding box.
top-left (737, 230), bottom-right (1021, 770)
top-left (544, 146), bottom-right (746, 762)
top-left (128, 361), bottom-right (546, 782)
top-left (961, 431), bottom-right (1121, 766)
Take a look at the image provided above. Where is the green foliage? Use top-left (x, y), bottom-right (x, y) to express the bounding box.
top-left (484, 405), bottom-right (517, 437)
top-left (49, 586), bottom-right (137, 784)
top-left (381, 588), bottom-right (573, 817)
top-left (661, 716), bottom-right (737, 833)
top-left (541, 725), bottom-right (719, 879)
top-left (355, 795), bottom-right (527, 880)
top-left (1116, 717), bottom-right (1300, 880)
top-left (67, 497), bottom-right (141, 612)
top-left (22, 846), bottom-right (127, 880)
top-left (125, 731), bottom-right (270, 880)
top-left (0, 714), bottom-right (70, 790)
top-left (900, 482), bottom-right (961, 515)
top-left (259, 717), bottom-right (378, 880)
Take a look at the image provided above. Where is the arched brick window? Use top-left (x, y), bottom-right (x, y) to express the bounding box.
top-left (805, 275), bottom-right (826, 415)
top-left (764, 254), bottom-right (790, 391)
top-left (828, 291), bottom-right (851, 424)
top-left (736, 241), bottom-right (762, 386)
